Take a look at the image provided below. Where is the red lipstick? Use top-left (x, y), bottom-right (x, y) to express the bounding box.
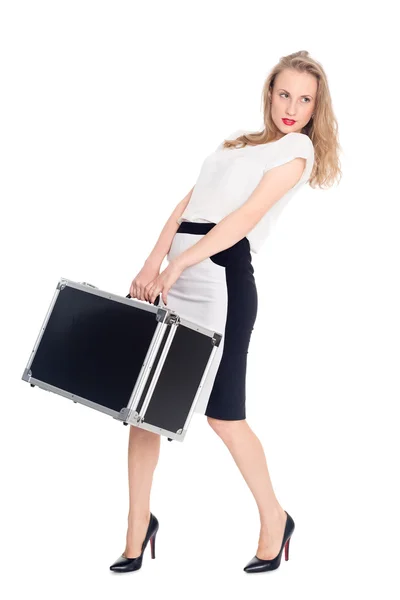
top-left (282, 118), bottom-right (296, 126)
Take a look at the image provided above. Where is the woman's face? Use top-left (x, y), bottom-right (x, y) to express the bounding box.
top-left (268, 68), bottom-right (317, 136)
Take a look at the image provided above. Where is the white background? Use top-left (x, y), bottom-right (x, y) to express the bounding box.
top-left (1, 1), bottom-right (399, 598)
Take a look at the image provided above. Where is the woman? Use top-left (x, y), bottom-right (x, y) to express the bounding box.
top-left (110, 50), bottom-right (341, 574)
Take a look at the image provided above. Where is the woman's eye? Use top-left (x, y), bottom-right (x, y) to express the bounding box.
top-left (280, 93), bottom-right (311, 103)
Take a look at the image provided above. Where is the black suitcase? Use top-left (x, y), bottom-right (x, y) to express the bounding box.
top-left (21, 278), bottom-right (222, 442)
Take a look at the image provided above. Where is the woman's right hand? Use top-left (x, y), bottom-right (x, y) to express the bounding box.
top-left (129, 260), bottom-right (161, 302)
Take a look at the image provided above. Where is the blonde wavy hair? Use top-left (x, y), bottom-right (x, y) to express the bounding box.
top-left (222, 50), bottom-right (342, 189)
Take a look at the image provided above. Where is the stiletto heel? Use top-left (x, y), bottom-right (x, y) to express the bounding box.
top-left (284, 536), bottom-right (291, 561)
top-left (150, 531), bottom-right (156, 559)
top-left (110, 513), bottom-right (159, 573)
top-left (243, 511), bottom-right (295, 573)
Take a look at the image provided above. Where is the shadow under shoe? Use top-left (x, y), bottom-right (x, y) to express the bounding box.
top-left (110, 513), bottom-right (159, 573)
top-left (243, 511), bottom-right (295, 573)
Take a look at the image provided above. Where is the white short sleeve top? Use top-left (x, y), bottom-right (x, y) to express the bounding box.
top-left (177, 129), bottom-right (315, 253)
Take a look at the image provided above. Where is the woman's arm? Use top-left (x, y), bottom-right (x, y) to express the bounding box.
top-left (172, 158), bottom-right (306, 269)
top-left (144, 185), bottom-right (195, 269)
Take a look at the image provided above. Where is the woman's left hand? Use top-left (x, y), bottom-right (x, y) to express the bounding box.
top-left (144, 259), bottom-right (185, 305)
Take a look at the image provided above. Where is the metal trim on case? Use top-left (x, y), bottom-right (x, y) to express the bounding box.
top-left (117, 320), bottom-right (170, 422)
top-left (26, 377), bottom-right (123, 419)
top-left (213, 332), bottom-right (222, 346)
top-left (139, 320), bottom-right (180, 418)
top-left (174, 314), bottom-right (223, 342)
top-left (61, 277), bottom-right (160, 314)
top-left (119, 407), bottom-right (140, 423)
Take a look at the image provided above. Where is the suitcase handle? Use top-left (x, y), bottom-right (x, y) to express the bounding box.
top-left (126, 293), bottom-right (160, 306)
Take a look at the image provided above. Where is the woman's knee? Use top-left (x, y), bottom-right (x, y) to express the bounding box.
top-left (206, 415), bottom-right (245, 434)
top-left (207, 416), bottom-right (222, 428)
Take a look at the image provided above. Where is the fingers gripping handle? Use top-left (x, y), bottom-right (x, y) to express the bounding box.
top-left (126, 293), bottom-right (161, 306)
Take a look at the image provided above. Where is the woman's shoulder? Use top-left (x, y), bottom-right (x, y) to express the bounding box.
top-left (282, 131), bottom-right (314, 150)
top-left (274, 132), bottom-right (314, 167)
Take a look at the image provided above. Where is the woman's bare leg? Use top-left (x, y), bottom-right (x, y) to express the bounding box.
top-left (123, 425), bottom-right (161, 558)
top-left (207, 417), bottom-right (287, 560)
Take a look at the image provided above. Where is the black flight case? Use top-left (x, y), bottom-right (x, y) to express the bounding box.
top-left (21, 278), bottom-right (222, 442)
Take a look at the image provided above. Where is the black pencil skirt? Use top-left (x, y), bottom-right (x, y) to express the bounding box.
top-left (161, 221), bottom-right (258, 420)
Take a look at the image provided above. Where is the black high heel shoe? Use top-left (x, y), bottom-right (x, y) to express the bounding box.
top-left (110, 513), bottom-right (159, 573)
top-left (243, 510), bottom-right (295, 573)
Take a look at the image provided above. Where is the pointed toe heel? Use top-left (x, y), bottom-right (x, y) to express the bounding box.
top-left (243, 510), bottom-right (295, 574)
top-left (110, 512), bottom-right (159, 573)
